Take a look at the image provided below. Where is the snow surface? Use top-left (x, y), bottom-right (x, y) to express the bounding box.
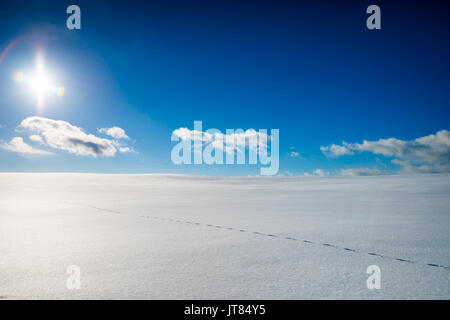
top-left (0, 173), bottom-right (449, 299)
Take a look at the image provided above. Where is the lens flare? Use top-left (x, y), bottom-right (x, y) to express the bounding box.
top-left (56, 86), bottom-right (65, 97)
top-left (15, 71), bottom-right (24, 83)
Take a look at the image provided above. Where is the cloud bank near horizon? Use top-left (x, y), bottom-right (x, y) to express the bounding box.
top-left (320, 130), bottom-right (450, 174)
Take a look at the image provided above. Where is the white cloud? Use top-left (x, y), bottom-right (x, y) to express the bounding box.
top-left (314, 169), bottom-right (330, 177)
top-left (98, 126), bottom-right (129, 140)
top-left (18, 117), bottom-right (119, 157)
top-left (1, 137), bottom-right (53, 155)
top-left (351, 131), bottom-right (450, 164)
top-left (119, 147), bottom-right (136, 154)
top-left (320, 143), bottom-right (354, 158)
top-left (322, 130), bottom-right (450, 162)
top-left (290, 151), bottom-right (301, 158)
top-left (30, 135), bottom-right (43, 144)
top-left (320, 130), bottom-right (450, 173)
top-left (391, 159), bottom-right (450, 174)
top-left (304, 169), bottom-right (330, 177)
top-left (339, 168), bottom-right (382, 176)
top-left (304, 168), bottom-right (384, 177)
top-left (172, 127), bottom-right (270, 154)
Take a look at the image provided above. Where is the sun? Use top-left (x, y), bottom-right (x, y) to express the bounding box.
top-left (30, 72), bottom-right (52, 107)
top-left (14, 53), bottom-right (65, 108)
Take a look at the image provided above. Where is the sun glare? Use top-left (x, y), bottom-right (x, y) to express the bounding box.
top-left (14, 53), bottom-right (65, 108)
top-left (30, 72), bottom-right (55, 106)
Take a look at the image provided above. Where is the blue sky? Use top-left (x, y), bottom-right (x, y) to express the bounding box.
top-left (1, 0), bottom-right (449, 175)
